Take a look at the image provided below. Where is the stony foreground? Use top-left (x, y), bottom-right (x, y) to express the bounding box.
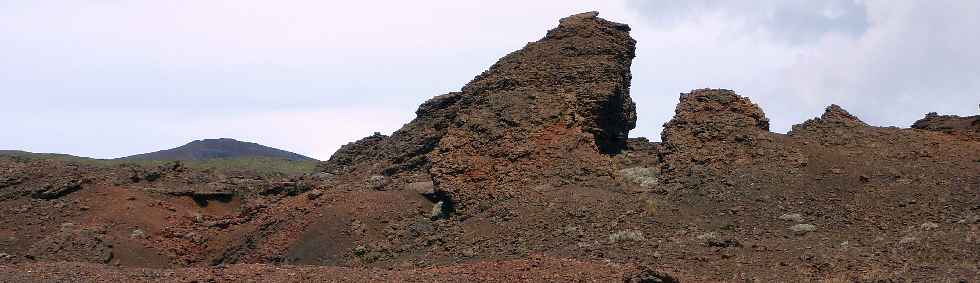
top-left (2, 12), bottom-right (979, 282)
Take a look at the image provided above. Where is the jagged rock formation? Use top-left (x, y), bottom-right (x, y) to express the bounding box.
top-left (911, 111), bottom-right (980, 140)
top-left (788, 104), bottom-right (872, 145)
top-left (2, 12), bottom-right (980, 282)
top-left (429, 11), bottom-right (635, 213)
top-left (791, 104), bottom-right (869, 132)
top-left (659, 89), bottom-right (805, 191)
top-left (314, 91), bottom-right (463, 188)
top-left (661, 89), bottom-right (771, 157)
top-left (196, 11), bottom-right (641, 268)
top-left (318, 11), bottom-right (636, 214)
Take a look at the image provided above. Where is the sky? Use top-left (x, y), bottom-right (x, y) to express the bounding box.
top-left (1, 0), bottom-right (978, 160)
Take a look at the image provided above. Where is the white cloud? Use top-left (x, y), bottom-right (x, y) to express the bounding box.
top-left (0, 106), bottom-right (410, 160)
top-left (0, 1), bottom-right (628, 158)
top-left (624, 0), bottom-right (980, 137)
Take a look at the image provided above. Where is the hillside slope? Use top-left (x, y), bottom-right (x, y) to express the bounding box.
top-left (120, 138), bottom-right (316, 161)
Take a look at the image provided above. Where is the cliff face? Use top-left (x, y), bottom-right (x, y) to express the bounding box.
top-left (317, 11), bottom-right (637, 214)
top-left (429, 11), bottom-right (636, 213)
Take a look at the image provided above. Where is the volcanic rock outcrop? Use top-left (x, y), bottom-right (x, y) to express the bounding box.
top-left (2, 11), bottom-right (980, 282)
top-left (659, 89), bottom-right (805, 191)
top-left (318, 11), bottom-right (637, 214)
top-left (911, 110), bottom-right (980, 140)
top-left (197, 11), bottom-right (641, 268)
top-left (792, 104), bottom-right (869, 131)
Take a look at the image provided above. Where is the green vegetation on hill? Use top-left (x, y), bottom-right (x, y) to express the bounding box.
top-left (0, 150), bottom-right (318, 176)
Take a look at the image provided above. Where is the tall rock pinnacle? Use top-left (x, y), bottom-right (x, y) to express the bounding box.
top-left (430, 11), bottom-right (637, 214)
top-left (318, 11), bottom-right (638, 215)
top-left (456, 11), bottom-right (637, 153)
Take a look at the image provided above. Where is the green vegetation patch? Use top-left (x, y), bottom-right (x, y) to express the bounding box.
top-left (0, 151), bottom-right (318, 176)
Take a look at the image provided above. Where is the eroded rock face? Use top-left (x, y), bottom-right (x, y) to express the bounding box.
top-left (819, 105), bottom-right (868, 127)
top-left (659, 89), bottom-right (805, 190)
top-left (788, 104), bottom-right (877, 146)
top-left (789, 104), bottom-right (868, 136)
top-left (660, 89), bottom-right (772, 170)
top-left (315, 92), bottom-right (463, 188)
top-left (662, 89), bottom-right (769, 144)
top-left (317, 11), bottom-right (637, 214)
top-left (455, 11), bottom-right (637, 153)
top-left (430, 11), bottom-right (637, 213)
top-left (316, 133), bottom-right (388, 176)
top-left (911, 111), bottom-right (980, 140)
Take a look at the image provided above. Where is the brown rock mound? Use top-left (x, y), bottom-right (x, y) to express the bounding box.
top-left (659, 89), bottom-right (804, 190)
top-left (819, 104), bottom-right (868, 126)
top-left (661, 89), bottom-right (770, 145)
top-left (789, 104), bottom-right (882, 147)
top-left (789, 104), bottom-right (869, 136)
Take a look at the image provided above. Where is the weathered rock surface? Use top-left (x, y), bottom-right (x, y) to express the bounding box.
top-left (27, 225), bottom-right (113, 264)
top-left (429, 11), bottom-right (636, 213)
top-left (1, 11), bottom-right (980, 283)
top-left (659, 89), bottom-right (805, 190)
top-left (911, 111), bottom-right (980, 140)
top-left (317, 11), bottom-right (637, 214)
top-left (788, 104), bottom-right (873, 146)
top-left (791, 104), bottom-right (869, 133)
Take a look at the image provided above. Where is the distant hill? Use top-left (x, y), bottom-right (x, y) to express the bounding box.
top-left (119, 138), bottom-right (317, 161)
top-left (0, 150), bottom-right (93, 162)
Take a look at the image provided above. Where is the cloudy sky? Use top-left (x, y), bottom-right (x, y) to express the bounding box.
top-left (2, 0), bottom-right (977, 160)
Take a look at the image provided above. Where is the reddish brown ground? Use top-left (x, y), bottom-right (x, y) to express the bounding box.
top-left (2, 12), bottom-right (979, 282)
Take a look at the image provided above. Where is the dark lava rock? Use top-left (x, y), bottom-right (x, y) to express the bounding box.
top-left (317, 11), bottom-right (637, 215)
top-left (316, 91), bottom-right (462, 185)
top-left (819, 104), bottom-right (868, 127)
top-left (658, 89), bottom-right (805, 189)
top-left (911, 111), bottom-right (980, 140)
top-left (789, 104), bottom-right (869, 136)
top-left (661, 89), bottom-right (769, 147)
top-left (28, 225), bottom-right (112, 264)
top-left (2, 12), bottom-right (980, 282)
top-left (626, 266), bottom-right (680, 283)
top-left (31, 179), bottom-right (83, 200)
top-left (427, 11), bottom-right (636, 214)
top-left (788, 104), bottom-right (874, 147)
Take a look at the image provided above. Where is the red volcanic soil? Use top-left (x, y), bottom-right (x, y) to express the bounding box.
top-left (2, 12), bottom-right (979, 282)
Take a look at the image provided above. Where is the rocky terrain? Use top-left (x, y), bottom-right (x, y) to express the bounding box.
top-left (911, 111), bottom-right (980, 141)
top-left (1, 12), bottom-right (978, 282)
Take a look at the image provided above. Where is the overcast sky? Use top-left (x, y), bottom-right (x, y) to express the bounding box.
top-left (2, 1), bottom-right (978, 160)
